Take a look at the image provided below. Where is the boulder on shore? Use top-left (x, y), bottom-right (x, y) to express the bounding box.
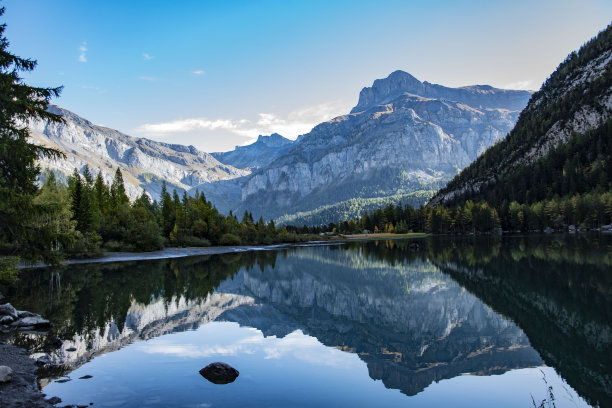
top-left (199, 362), bottom-right (239, 384)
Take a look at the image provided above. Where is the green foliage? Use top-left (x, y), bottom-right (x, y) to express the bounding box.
top-left (0, 256), bottom-right (18, 284)
top-left (219, 233), bottom-right (242, 246)
top-left (338, 188), bottom-right (611, 235)
top-left (276, 191), bottom-right (434, 226)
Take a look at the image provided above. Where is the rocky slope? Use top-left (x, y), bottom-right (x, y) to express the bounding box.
top-left (430, 25), bottom-right (612, 206)
top-left (211, 133), bottom-right (294, 170)
top-left (30, 105), bottom-right (249, 200)
top-left (235, 71), bottom-right (531, 223)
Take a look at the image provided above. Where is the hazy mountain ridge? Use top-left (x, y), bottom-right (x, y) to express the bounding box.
top-left (430, 25), bottom-right (612, 206)
top-left (211, 133), bottom-right (294, 170)
top-left (30, 105), bottom-right (249, 200)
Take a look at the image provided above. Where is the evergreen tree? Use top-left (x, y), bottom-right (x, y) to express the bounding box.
top-left (0, 5), bottom-right (65, 269)
top-left (110, 168), bottom-right (129, 210)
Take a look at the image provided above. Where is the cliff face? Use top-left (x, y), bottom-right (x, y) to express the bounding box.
top-left (31, 105), bottom-right (248, 200)
top-left (236, 71), bottom-right (531, 222)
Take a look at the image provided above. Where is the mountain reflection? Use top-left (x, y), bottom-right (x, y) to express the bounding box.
top-left (5, 235), bottom-right (611, 406)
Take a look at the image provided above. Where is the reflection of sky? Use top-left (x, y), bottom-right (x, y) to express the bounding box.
top-left (44, 322), bottom-right (589, 408)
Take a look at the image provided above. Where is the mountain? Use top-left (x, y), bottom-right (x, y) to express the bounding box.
top-left (233, 71), bottom-right (531, 223)
top-left (211, 133), bottom-right (294, 170)
top-left (430, 25), bottom-right (612, 206)
top-left (30, 105), bottom-right (249, 200)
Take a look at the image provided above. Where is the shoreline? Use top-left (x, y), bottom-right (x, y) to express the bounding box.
top-left (0, 344), bottom-right (56, 408)
top-left (19, 241), bottom-right (341, 268)
top-left (18, 233), bottom-right (431, 268)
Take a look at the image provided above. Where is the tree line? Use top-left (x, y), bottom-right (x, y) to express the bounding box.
top-left (307, 190), bottom-right (612, 235)
top-left (38, 166), bottom-right (313, 258)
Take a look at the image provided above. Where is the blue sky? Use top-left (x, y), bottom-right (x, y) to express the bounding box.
top-left (4, 0), bottom-right (612, 152)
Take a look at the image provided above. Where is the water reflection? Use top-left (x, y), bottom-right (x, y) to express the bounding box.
top-left (4, 235), bottom-right (611, 407)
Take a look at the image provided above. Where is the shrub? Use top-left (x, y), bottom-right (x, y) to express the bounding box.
top-left (219, 233), bottom-right (242, 246)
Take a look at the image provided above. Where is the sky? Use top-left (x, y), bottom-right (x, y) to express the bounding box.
top-left (4, 0), bottom-right (612, 152)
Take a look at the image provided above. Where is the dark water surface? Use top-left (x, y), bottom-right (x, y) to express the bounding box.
top-left (5, 235), bottom-right (611, 407)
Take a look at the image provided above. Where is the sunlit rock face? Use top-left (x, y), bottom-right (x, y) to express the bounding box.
top-left (30, 105), bottom-right (249, 200)
top-left (237, 71), bottom-right (531, 221)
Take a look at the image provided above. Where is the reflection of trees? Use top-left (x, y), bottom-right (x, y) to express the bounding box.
top-left (323, 235), bottom-right (610, 406)
top-left (5, 250), bottom-right (280, 345)
top-left (420, 235), bottom-right (612, 408)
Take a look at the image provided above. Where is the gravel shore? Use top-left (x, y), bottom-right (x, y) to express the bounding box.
top-left (0, 344), bottom-right (55, 408)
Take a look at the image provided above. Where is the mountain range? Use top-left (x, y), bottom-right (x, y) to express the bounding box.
top-left (33, 72), bottom-right (531, 224)
top-left (29, 105), bottom-right (248, 200)
top-left (234, 71), bottom-right (530, 223)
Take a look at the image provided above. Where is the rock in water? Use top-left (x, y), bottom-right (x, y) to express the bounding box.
top-left (0, 365), bottom-right (13, 382)
top-left (199, 362), bottom-right (239, 384)
top-left (0, 303), bottom-right (18, 320)
top-left (0, 315), bottom-right (14, 324)
top-left (11, 316), bottom-right (52, 328)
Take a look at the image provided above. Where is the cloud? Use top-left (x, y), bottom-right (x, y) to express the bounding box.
top-left (143, 53), bottom-right (154, 60)
top-left (78, 42), bottom-right (88, 63)
top-left (135, 100), bottom-right (349, 143)
top-left (81, 85), bottom-right (108, 94)
top-left (503, 80), bottom-right (534, 90)
top-left (134, 328), bottom-right (357, 370)
top-left (138, 76), bottom-right (159, 82)
top-left (192, 70), bottom-right (205, 75)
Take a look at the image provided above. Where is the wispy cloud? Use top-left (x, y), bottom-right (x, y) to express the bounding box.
top-left (192, 70), bottom-right (205, 75)
top-left (143, 53), bottom-right (154, 60)
top-left (504, 80), bottom-right (534, 90)
top-left (135, 100), bottom-right (349, 142)
top-left (81, 85), bottom-right (108, 94)
top-left (78, 42), bottom-right (88, 63)
top-left (138, 76), bottom-right (159, 82)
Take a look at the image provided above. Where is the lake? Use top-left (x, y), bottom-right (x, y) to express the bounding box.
top-left (4, 235), bottom-right (611, 407)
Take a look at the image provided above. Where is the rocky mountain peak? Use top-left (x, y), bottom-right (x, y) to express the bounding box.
top-left (351, 70), bottom-right (532, 114)
top-left (255, 133), bottom-right (292, 147)
top-left (351, 70), bottom-right (424, 113)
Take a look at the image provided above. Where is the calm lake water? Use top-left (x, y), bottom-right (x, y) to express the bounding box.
top-left (5, 235), bottom-right (611, 407)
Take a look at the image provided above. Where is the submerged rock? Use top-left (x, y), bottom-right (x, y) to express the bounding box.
top-left (0, 315), bottom-right (14, 324)
top-left (0, 303), bottom-right (18, 320)
top-left (11, 316), bottom-right (52, 328)
top-left (16, 310), bottom-right (39, 319)
top-left (0, 365), bottom-right (13, 382)
top-left (199, 362), bottom-right (239, 384)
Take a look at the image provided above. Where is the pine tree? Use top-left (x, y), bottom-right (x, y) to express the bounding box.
top-left (110, 168), bottom-right (129, 211)
top-left (0, 5), bottom-right (65, 268)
